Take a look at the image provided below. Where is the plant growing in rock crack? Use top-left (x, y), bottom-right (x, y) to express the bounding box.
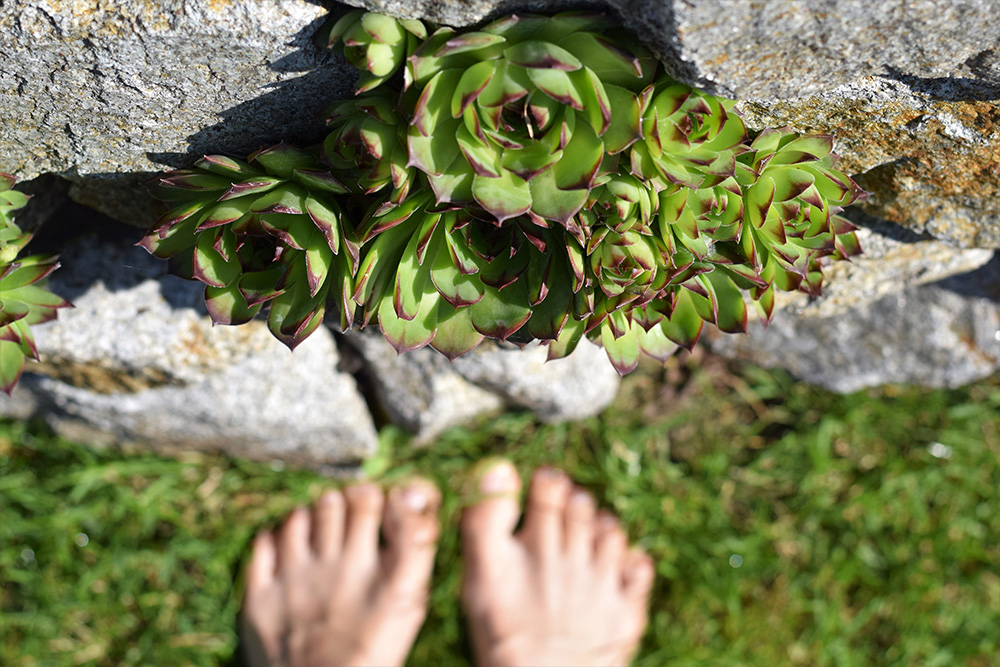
top-left (0, 173), bottom-right (72, 393)
top-left (140, 9), bottom-right (864, 374)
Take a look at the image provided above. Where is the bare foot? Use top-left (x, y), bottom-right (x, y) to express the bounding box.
top-left (461, 462), bottom-right (654, 667)
top-left (242, 480), bottom-right (440, 667)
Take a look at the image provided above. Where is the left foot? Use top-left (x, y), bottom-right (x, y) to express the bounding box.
top-left (241, 480), bottom-right (441, 667)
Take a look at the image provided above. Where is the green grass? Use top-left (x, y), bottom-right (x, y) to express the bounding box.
top-left (2, 358), bottom-right (999, 666)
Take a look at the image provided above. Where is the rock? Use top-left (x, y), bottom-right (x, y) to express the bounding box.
top-left (0, 213), bottom-right (378, 472)
top-left (342, 332), bottom-right (505, 443)
top-left (0, 0), bottom-right (352, 225)
top-left (450, 340), bottom-right (621, 422)
top-left (343, 330), bottom-right (620, 442)
top-left (341, 0), bottom-right (1000, 99)
top-left (738, 76), bottom-right (1000, 249)
top-left (707, 253), bottom-right (1000, 392)
top-left (773, 211), bottom-right (995, 318)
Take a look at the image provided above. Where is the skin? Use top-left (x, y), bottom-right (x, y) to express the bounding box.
top-left (241, 463), bottom-right (654, 667)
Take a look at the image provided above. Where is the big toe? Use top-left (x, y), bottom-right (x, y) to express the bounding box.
top-left (461, 459), bottom-right (522, 568)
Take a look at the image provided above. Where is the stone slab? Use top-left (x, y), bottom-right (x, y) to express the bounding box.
top-left (707, 253), bottom-right (1000, 392)
top-left (738, 76), bottom-right (1000, 249)
top-left (0, 0), bottom-right (353, 225)
top-left (0, 218), bottom-right (378, 471)
top-left (343, 330), bottom-right (620, 443)
top-left (342, 0), bottom-right (1000, 99)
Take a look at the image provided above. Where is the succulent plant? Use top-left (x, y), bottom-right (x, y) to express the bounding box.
top-left (734, 128), bottom-right (863, 319)
top-left (322, 95), bottom-right (414, 206)
top-left (0, 172), bottom-right (32, 264)
top-left (142, 10), bottom-right (864, 374)
top-left (138, 146), bottom-right (359, 349)
top-left (0, 173), bottom-right (72, 393)
top-left (400, 12), bottom-right (659, 224)
top-left (320, 9), bottom-right (428, 94)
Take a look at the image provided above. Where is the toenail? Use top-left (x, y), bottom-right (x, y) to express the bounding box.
top-left (318, 490), bottom-right (341, 506)
top-left (570, 490), bottom-right (594, 507)
top-left (402, 485), bottom-right (429, 513)
top-left (347, 483), bottom-right (377, 499)
top-left (480, 461), bottom-right (518, 494)
top-left (537, 466), bottom-right (566, 481)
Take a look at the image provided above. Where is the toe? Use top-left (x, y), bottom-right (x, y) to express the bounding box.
top-left (622, 548), bottom-right (655, 601)
top-left (564, 488), bottom-right (597, 569)
top-left (520, 467), bottom-right (572, 565)
top-left (342, 483), bottom-right (384, 576)
top-left (311, 490), bottom-right (345, 561)
top-left (277, 507), bottom-right (313, 571)
top-left (594, 510), bottom-right (627, 576)
top-left (461, 459), bottom-right (522, 566)
top-left (247, 531), bottom-right (277, 592)
top-left (382, 479), bottom-right (441, 596)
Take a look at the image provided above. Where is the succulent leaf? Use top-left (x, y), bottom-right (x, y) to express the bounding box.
top-left (0, 175), bottom-right (71, 393)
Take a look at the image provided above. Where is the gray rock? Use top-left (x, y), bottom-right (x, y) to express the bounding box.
top-left (773, 212), bottom-right (995, 318)
top-left (450, 340), bottom-right (620, 422)
top-left (707, 254), bottom-right (1000, 392)
top-left (343, 330), bottom-right (620, 442)
top-left (0, 0), bottom-right (352, 225)
top-left (342, 331), bottom-right (505, 442)
top-left (342, 0), bottom-right (1000, 99)
top-left (0, 223), bottom-right (378, 472)
top-left (738, 76), bottom-right (1000, 249)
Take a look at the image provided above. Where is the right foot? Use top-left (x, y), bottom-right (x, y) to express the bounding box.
top-left (461, 462), bottom-right (655, 667)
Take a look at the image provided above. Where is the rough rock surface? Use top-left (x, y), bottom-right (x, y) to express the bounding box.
top-left (343, 0), bottom-right (1000, 99)
top-left (450, 339), bottom-right (621, 422)
top-left (342, 332), bottom-right (505, 442)
top-left (738, 77), bottom-right (1000, 249)
top-left (0, 0), bottom-right (351, 225)
top-left (707, 254), bottom-right (1000, 392)
top-left (343, 331), bottom-right (620, 443)
top-left (0, 219), bottom-right (378, 472)
top-left (774, 212), bottom-right (995, 318)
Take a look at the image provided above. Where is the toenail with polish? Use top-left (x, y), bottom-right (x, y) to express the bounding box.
top-left (402, 486), bottom-right (429, 513)
top-left (480, 462), bottom-right (517, 494)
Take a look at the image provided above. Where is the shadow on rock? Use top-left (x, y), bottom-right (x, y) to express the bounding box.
top-left (884, 66), bottom-right (1000, 102)
top-left (146, 13), bottom-right (352, 170)
top-left (937, 252), bottom-right (1000, 301)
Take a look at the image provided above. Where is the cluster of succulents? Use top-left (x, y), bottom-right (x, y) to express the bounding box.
top-left (0, 174), bottom-right (71, 393)
top-left (141, 9), bottom-right (863, 374)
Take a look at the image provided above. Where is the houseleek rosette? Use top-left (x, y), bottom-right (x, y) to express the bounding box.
top-left (0, 173), bottom-right (72, 393)
top-left (320, 9), bottom-right (428, 94)
top-left (735, 128), bottom-right (863, 320)
top-left (322, 95), bottom-right (414, 206)
top-left (351, 191), bottom-right (581, 358)
top-left (398, 11), bottom-right (657, 223)
top-left (139, 145), bottom-right (359, 349)
top-left (140, 9), bottom-right (866, 374)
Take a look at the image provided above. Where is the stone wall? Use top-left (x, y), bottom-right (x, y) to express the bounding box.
top-left (1, 0), bottom-right (998, 464)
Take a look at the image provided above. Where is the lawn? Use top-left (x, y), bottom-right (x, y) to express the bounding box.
top-left (2, 354), bottom-right (999, 666)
